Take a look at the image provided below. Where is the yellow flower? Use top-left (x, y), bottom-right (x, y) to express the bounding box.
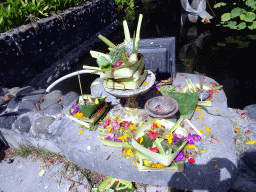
top-left (143, 81), bottom-right (148, 86)
top-left (152, 162), bottom-right (165, 168)
top-left (153, 120), bottom-right (161, 128)
top-left (166, 131), bottom-right (173, 145)
top-left (245, 140), bottom-right (255, 145)
top-left (186, 144), bottom-right (196, 149)
top-left (106, 114), bottom-right (109, 119)
top-left (113, 115), bottom-right (120, 120)
top-left (108, 127), bottom-right (112, 133)
top-left (206, 126), bottom-right (210, 133)
top-left (118, 133), bottom-right (130, 142)
top-left (198, 129), bottom-right (207, 135)
top-left (235, 128), bottom-right (239, 132)
top-left (126, 156), bottom-right (130, 159)
top-left (132, 161), bottom-right (137, 166)
top-left (129, 124), bottom-right (138, 130)
top-left (161, 80), bottom-right (169, 83)
top-left (95, 98), bottom-right (99, 104)
top-left (140, 137), bottom-right (143, 144)
top-left (78, 130), bottom-right (84, 135)
top-left (195, 107), bottom-right (201, 111)
top-left (198, 114), bottom-right (204, 119)
top-left (214, 163), bottom-right (218, 169)
top-left (216, 109), bottom-right (219, 112)
top-left (201, 150), bottom-right (207, 154)
top-left (73, 112), bottom-right (84, 117)
top-left (143, 160), bottom-right (152, 167)
top-left (125, 149), bottom-right (134, 156)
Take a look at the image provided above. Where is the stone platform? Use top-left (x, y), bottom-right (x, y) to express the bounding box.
top-left (1, 72), bottom-right (254, 191)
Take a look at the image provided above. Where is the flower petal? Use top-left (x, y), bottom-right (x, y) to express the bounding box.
top-left (206, 126), bottom-right (210, 133)
top-left (78, 130), bottom-right (84, 135)
top-left (198, 114), bottom-right (204, 119)
top-left (245, 140), bottom-right (255, 145)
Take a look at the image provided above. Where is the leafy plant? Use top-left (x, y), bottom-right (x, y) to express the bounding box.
top-left (214, 0), bottom-right (256, 30)
top-left (114, 0), bottom-right (138, 22)
top-left (0, 0), bottom-right (90, 33)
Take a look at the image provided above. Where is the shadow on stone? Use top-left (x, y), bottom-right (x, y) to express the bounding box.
top-left (168, 157), bottom-right (237, 192)
top-left (230, 151), bottom-right (256, 192)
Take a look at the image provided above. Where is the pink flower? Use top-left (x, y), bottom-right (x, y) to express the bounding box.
top-left (111, 121), bottom-right (120, 129)
top-left (105, 119), bottom-right (111, 126)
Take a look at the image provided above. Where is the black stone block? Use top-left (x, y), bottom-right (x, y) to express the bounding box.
top-left (138, 37), bottom-right (176, 78)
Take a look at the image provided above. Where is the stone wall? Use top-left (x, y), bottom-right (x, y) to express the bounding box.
top-left (0, 0), bottom-right (118, 89)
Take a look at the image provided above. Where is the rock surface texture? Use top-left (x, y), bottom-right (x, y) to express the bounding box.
top-left (0, 73), bottom-right (256, 192)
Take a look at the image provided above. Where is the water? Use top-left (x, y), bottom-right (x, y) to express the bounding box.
top-left (52, 0), bottom-right (256, 109)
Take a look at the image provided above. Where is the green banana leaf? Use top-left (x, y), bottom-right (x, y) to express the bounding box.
top-left (160, 88), bottom-right (198, 119)
top-left (77, 95), bottom-right (106, 118)
top-left (93, 177), bottom-right (134, 192)
top-left (103, 70), bottom-right (147, 90)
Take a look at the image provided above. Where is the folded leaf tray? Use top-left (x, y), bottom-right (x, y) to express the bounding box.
top-left (132, 119), bottom-right (188, 167)
top-left (77, 95), bottom-right (106, 117)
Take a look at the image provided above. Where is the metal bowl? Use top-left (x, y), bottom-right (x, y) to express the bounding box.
top-left (145, 96), bottom-right (176, 115)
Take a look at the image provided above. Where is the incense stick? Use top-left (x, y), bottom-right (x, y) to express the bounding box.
top-left (77, 71), bottom-right (85, 104)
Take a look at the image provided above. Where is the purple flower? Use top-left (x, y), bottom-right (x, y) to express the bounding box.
top-left (71, 104), bottom-right (80, 115)
top-left (188, 133), bottom-right (201, 144)
top-left (176, 151), bottom-right (185, 161)
top-left (173, 134), bottom-right (187, 142)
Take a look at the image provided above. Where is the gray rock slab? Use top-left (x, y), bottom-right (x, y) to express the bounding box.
top-left (62, 91), bottom-right (79, 107)
top-left (7, 96), bottom-right (19, 110)
top-left (22, 94), bottom-right (43, 104)
top-left (7, 87), bottom-right (22, 96)
top-left (244, 104), bottom-right (256, 122)
top-left (40, 90), bottom-right (62, 110)
top-left (91, 78), bottom-right (120, 105)
top-left (0, 156), bottom-right (89, 192)
top-left (0, 115), bottom-right (17, 130)
top-left (27, 89), bottom-right (46, 95)
top-left (58, 106), bottom-right (236, 192)
top-left (16, 86), bottom-right (35, 98)
top-left (34, 117), bottom-right (55, 134)
top-left (44, 103), bottom-right (63, 116)
top-left (44, 90), bottom-right (62, 101)
top-left (18, 100), bottom-right (37, 112)
top-left (14, 116), bottom-right (31, 133)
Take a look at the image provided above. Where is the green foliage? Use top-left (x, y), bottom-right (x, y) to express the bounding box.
top-left (214, 2), bottom-right (226, 8)
top-left (160, 88), bottom-right (198, 119)
top-left (215, 0), bottom-right (256, 30)
top-left (0, 0), bottom-right (90, 33)
top-left (114, 0), bottom-right (138, 22)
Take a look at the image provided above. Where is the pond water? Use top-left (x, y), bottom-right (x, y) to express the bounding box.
top-left (52, 0), bottom-right (256, 109)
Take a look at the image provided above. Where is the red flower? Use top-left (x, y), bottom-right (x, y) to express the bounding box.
top-left (209, 90), bottom-right (214, 95)
top-left (152, 123), bottom-right (159, 129)
top-left (245, 130), bottom-right (250, 134)
top-left (234, 139), bottom-right (236, 144)
top-left (122, 121), bottom-right (130, 129)
top-left (188, 158), bottom-right (195, 163)
top-left (136, 137), bottom-right (141, 142)
top-left (115, 181), bottom-right (119, 185)
top-left (148, 131), bottom-right (158, 140)
top-left (105, 119), bottom-right (111, 126)
top-left (186, 154), bottom-right (189, 159)
top-left (148, 148), bottom-right (159, 153)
